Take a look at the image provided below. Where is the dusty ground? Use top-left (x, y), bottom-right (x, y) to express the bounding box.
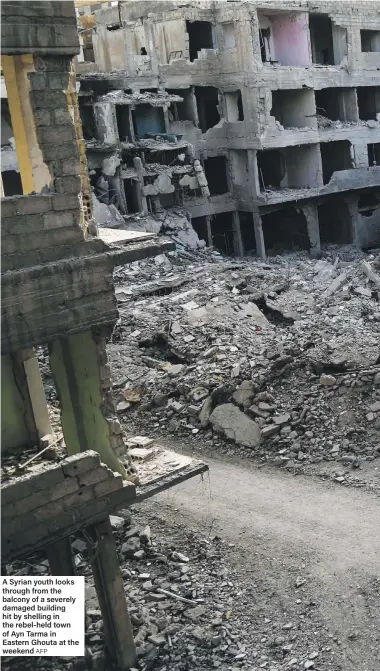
top-left (135, 442), bottom-right (380, 671)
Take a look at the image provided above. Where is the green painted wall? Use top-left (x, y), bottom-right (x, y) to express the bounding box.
top-left (50, 331), bottom-right (127, 478)
top-left (1, 354), bottom-right (31, 452)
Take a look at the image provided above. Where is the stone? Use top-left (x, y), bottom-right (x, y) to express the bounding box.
top-left (109, 515), bottom-right (125, 530)
top-left (172, 551), bottom-right (189, 563)
top-left (199, 396), bottom-right (213, 428)
top-left (319, 374), bottom-right (337, 386)
top-left (273, 413), bottom-right (290, 425)
top-left (140, 526), bottom-right (151, 545)
top-left (261, 424), bottom-right (281, 439)
top-left (232, 381), bottom-right (254, 407)
top-left (369, 401), bottom-right (380, 412)
top-left (209, 404), bottom-right (261, 448)
top-left (125, 527), bottom-right (140, 540)
top-left (168, 364), bottom-right (184, 377)
top-left (147, 634), bottom-right (166, 647)
top-left (191, 387), bottom-right (209, 402)
top-left (255, 391), bottom-right (274, 403)
top-left (134, 549), bottom-right (145, 560)
top-left (184, 605), bottom-right (206, 622)
top-left (258, 402), bottom-right (273, 411)
top-left (374, 372), bottom-right (380, 385)
top-left (121, 537), bottom-right (141, 558)
top-left (117, 400), bottom-right (131, 412)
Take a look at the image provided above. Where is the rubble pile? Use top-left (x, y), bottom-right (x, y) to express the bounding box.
top-left (108, 247), bottom-right (380, 472)
top-left (3, 509), bottom-right (340, 671)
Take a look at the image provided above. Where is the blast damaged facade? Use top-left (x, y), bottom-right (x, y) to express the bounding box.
top-left (77, 0), bottom-right (380, 257)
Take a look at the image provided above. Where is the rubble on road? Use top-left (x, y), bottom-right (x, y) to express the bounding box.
top-left (107, 246), bottom-right (380, 474)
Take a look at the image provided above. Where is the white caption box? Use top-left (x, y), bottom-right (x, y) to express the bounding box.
top-left (1, 576), bottom-right (85, 657)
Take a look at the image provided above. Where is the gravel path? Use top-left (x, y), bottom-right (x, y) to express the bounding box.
top-left (137, 447), bottom-right (380, 671)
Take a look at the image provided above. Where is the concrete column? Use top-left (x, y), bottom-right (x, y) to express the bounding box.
top-left (21, 350), bottom-right (53, 441)
top-left (49, 330), bottom-right (135, 482)
top-left (94, 103), bottom-right (119, 145)
top-left (133, 156), bottom-right (148, 214)
top-left (206, 216), bottom-right (213, 247)
top-left (163, 106), bottom-right (170, 132)
top-left (232, 211), bottom-right (244, 256)
top-left (1, 353), bottom-right (38, 453)
top-left (247, 149), bottom-right (261, 199)
top-left (253, 211), bottom-right (266, 260)
top-left (353, 141), bottom-right (369, 168)
top-left (344, 194), bottom-right (360, 248)
top-left (300, 203), bottom-right (321, 258)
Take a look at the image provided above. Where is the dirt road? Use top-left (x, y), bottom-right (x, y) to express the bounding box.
top-left (139, 451), bottom-right (380, 670)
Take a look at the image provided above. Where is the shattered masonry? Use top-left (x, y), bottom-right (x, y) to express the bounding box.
top-left (75, 0), bottom-right (380, 257)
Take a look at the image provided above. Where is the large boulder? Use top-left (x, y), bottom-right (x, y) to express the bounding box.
top-left (209, 403), bottom-right (261, 448)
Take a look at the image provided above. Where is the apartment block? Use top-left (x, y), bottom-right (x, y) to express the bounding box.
top-left (76, 0), bottom-right (380, 257)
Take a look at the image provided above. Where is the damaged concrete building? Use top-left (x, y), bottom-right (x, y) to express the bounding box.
top-left (76, 0), bottom-right (380, 257)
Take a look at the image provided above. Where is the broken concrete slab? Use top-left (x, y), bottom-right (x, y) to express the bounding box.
top-left (209, 403), bottom-right (261, 448)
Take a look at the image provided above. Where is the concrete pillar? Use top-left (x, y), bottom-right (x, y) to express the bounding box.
top-left (344, 194), bottom-right (360, 248)
top-left (247, 149), bottom-right (261, 199)
top-left (300, 203), bottom-right (321, 257)
top-left (49, 330), bottom-right (136, 482)
top-left (353, 141), bottom-right (369, 168)
top-left (133, 156), bottom-right (148, 214)
top-left (94, 103), bottom-right (119, 145)
top-left (22, 350), bottom-right (53, 441)
top-left (232, 211), bottom-right (244, 256)
top-left (206, 216), bottom-right (213, 246)
top-left (253, 211), bottom-right (266, 260)
top-left (1, 353), bottom-right (38, 453)
top-left (163, 106), bottom-right (170, 132)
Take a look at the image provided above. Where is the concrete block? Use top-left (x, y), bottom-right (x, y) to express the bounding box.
top-left (54, 175), bottom-right (81, 194)
top-left (52, 193), bottom-right (80, 210)
top-left (42, 142), bottom-right (79, 160)
top-left (1, 198), bottom-right (20, 218)
top-left (31, 499), bottom-right (66, 524)
top-left (54, 107), bottom-right (74, 125)
top-left (48, 73), bottom-right (70, 90)
top-left (62, 486), bottom-right (97, 510)
top-left (43, 210), bottom-right (74, 229)
top-left (61, 158), bottom-right (81, 176)
top-left (2, 213), bottom-right (43, 236)
top-left (93, 473), bottom-right (123, 497)
top-left (30, 90), bottom-right (67, 109)
top-left (77, 467), bottom-right (111, 487)
top-left (29, 72), bottom-right (47, 91)
top-left (61, 451), bottom-right (101, 477)
top-left (14, 195), bottom-right (53, 216)
top-left (1, 466), bottom-right (65, 505)
top-left (1, 502), bottom-right (18, 519)
top-left (39, 125), bottom-right (76, 145)
top-left (14, 477), bottom-right (79, 516)
top-left (34, 108), bottom-right (51, 126)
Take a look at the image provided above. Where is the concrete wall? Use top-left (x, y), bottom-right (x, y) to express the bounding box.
top-left (1, 1), bottom-right (79, 55)
top-left (271, 13), bottom-right (311, 67)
